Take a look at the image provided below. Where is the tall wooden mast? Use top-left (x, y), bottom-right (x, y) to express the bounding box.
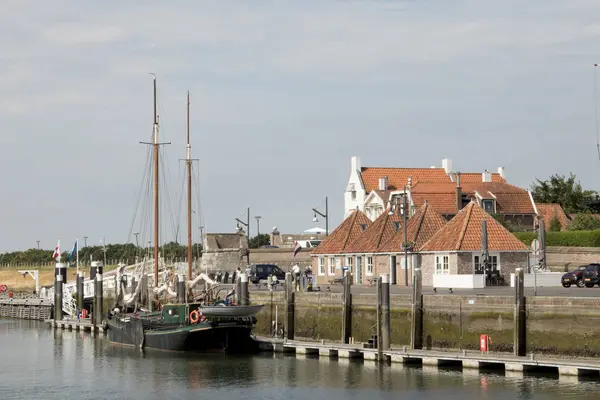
top-left (152, 76), bottom-right (160, 287)
top-left (186, 91), bottom-right (193, 279)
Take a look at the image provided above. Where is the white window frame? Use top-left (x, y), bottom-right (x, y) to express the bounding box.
top-left (346, 256), bottom-right (354, 273)
top-left (435, 255), bottom-right (449, 275)
top-left (473, 253), bottom-right (500, 272)
top-left (482, 199), bottom-right (496, 213)
top-left (329, 257), bottom-right (336, 275)
top-left (318, 257), bottom-right (325, 276)
top-left (366, 256), bottom-right (374, 276)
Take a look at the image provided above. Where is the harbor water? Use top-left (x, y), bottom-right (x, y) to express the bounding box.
top-left (0, 319), bottom-right (598, 400)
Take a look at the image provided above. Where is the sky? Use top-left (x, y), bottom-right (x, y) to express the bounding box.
top-left (2, 0), bottom-right (600, 251)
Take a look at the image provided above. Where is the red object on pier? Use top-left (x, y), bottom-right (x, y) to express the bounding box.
top-left (0, 284), bottom-right (6, 293)
top-left (480, 334), bottom-right (489, 352)
top-left (80, 309), bottom-right (88, 319)
top-left (8, 291), bottom-right (13, 299)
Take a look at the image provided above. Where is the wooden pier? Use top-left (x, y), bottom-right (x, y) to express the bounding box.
top-left (0, 299), bottom-right (52, 321)
top-left (255, 337), bottom-right (600, 378)
top-left (47, 318), bottom-right (106, 333)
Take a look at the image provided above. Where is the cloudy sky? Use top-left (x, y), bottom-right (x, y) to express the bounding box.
top-left (1, 0), bottom-right (600, 251)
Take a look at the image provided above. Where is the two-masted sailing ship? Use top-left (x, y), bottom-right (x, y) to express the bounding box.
top-left (105, 76), bottom-right (263, 352)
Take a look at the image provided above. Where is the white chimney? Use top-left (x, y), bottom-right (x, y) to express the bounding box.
top-left (482, 169), bottom-right (492, 183)
top-left (497, 166), bottom-right (505, 179)
top-left (430, 165), bottom-right (436, 169)
top-left (378, 176), bottom-right (388, 190)
top-left (442, 158), bottom-right (453, 174)
top-left (351, 156), bottom-right (361, 172)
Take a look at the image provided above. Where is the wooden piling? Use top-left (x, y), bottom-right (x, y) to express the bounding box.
top-left (381, 273), bottom-right (391, 351)
top-left (342, 270), bottom-right (352, 344)
top-left (240, 273), bottom-right (249, 306)
top-left (76, 271), bottom-right (84, 310)
top-left (94, 274), bottom-right (103, 326)
top-left (411, 268), bottom-right (423, 350)
top-left (54, 274), bottom-right (63, 321)
top-left (284, 272), bottom-right (295, 340)
top-left (514, 267), bottom-right (526, 356)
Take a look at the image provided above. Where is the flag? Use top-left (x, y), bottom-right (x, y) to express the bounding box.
top-left (292, 241), bottom-right (302, 258)
top-left (52, 239), bottom-right (61, 262)
top-left (69, 238), bottom-right (78, 261)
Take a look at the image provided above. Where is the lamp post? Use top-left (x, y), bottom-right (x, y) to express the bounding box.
top-left (83, 236), bottom-right (88, 248)
top-left (312, 196), bottom-right (329, 237)
top-left (133, 233), bottom-right (139, 248)
top-left (235, 207), bottom-right (250, 241)
top-left (36, 240), bottom-right (40, 250)
top-left (255, 216), bottom-right (262, 242)
top-left (402, 186), bottom-right (408, 287)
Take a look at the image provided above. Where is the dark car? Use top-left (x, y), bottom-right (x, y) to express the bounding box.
top-left (582, 263), bottom-right (600, 287)
top-left (561, 265), bottom-right (589, 288)
top-left (250, 264), bottom-right (286, 284)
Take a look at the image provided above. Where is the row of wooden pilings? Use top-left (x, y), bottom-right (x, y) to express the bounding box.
top-left (279, 268), bottom-right (528, 357)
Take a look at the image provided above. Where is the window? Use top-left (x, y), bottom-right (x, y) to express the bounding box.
top-left (482, 199), bottom-right (495, 213)
top-left (346, 256), bottom-right (354, 273)
top-left (329, 257), bottom-right (336, 275)
top-left (366, 256), bottom-right (373, 275)
top-left (351, 191), bottom-right (357, 200)
top-left (318, 257), bottom-right (325, 275)
top-left (435, 255), bottom-right (449, 274)
top-left (473, 254), bottom-right (500, 273)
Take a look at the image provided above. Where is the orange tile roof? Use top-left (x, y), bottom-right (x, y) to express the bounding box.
top-left (419, 201), bottom-right (529, 252)
top-left (410, 182), bottom-right (535, 215)
top-left (536, 203), bottom-right (571, 231)
top-left (379, 203), bottom-right (447, 252)
top-left (460, 173), bottom-right (506, 183)
top-left (311, 210), bottom-right (371, 255)
top-left (345, 210), bottom-right (403, 253)
top-left (360, 167), bottom-right (450, 192)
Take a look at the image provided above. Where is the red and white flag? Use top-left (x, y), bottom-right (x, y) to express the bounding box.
top-left (52, 239), bottom-right (61, 262)
top-left (292, 241), bottom-right (302, 258)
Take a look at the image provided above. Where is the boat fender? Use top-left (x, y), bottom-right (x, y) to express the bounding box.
top-left (190, 310), bottom-right (200, 324)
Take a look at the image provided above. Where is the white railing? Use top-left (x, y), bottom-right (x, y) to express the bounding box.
top-left (433, 274), bottom-right (486, 289)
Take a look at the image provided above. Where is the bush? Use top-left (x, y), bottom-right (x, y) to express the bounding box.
top-left (549, 216), bottom-right (562, 232)
top-left (513, 230), bottom-right (600, 247)
top-left (567, 213), bottom-right (600, 231)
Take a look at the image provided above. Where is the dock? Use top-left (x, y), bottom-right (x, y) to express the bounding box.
top-left (0, 298), bottom-right (52, 320)
top-left (46, 318), bottom-right (106, 333)
top-left (255, 337), bottom-right (600, 378)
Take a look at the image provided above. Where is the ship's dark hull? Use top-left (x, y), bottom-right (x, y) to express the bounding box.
top-left (106, 316), bottom-right (258, 353)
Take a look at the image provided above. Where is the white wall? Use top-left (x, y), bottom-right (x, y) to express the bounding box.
top-left (344, 156), bottom-right (366, 217)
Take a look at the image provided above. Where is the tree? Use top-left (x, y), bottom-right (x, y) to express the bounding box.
top-left (490, 214), bottom-right (525, 232)
top-left (567, 213), bottom-right (600, 231)
top-left (248, 234), bottom-right (270, 249)
top-left (531, 173), bottom-right (597, 214)
top-left (548, 216), bottom-right (562, 232)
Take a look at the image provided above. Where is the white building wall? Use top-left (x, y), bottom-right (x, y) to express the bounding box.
top-left (344, 156), bottom-right (366, 217)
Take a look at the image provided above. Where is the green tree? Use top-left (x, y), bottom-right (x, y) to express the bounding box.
top-left (531, 173), bottom-right (597, 214)
top-left (567, 213), bottom-right (600, 231)
top-left (548, 216), bottom-right (562, 232)
top-left (248, 234), bottom-right (270, 249)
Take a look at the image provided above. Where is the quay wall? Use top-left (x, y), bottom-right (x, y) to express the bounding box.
top-left (250, 291), bottom-right (600, 357)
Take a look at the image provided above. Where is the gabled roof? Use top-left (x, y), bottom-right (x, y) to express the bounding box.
top-left (419, 201), bottom-right (529, 252)
top-left (410, 181), bottom-right (535, 215)
top-left (360, 167), bottom-right (450, 192)
top-left (345, 209), bottom-right (402, 253)
top-left (536, 203), bottom-right (571, 231)
top-left (311, 210), bottom-right (371, 254)
top-left (379, 202), bottom-right (447, 252)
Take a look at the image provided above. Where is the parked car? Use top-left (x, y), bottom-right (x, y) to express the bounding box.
top-left (561, 265), bottom-right (589, 288)
top-left (250, 264), bottom-right (286, 284)
top-left (582, 263), bottom-right (600, 287)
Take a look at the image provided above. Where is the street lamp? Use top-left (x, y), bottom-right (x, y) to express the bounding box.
top-left (36, 240), bottom-right (40, 250)
top-left (133, 232), bottom-right (140, 248)
top-left (235, 207), bottom-right (250, 240)
top-left (83, 236), bottom-right (88, 248)
top-left (401, 186), bottom-right (408, 287)
top-left (312, 196), bottom-right (329, 237)
top-left (255, 216), bottom-right (262, 239)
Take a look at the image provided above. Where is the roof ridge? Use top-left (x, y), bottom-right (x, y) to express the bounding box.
top-left (341, 210), bottom-right (360, 250)
top-left (455, 202), bottom-right (473, 250)
top-left (413, 204), bottom-right (427, 243)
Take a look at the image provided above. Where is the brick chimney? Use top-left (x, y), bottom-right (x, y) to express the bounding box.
top-left (456, 172), bottom-right (462, 211)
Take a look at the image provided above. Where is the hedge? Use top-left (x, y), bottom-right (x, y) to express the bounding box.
top-left (513, 230), bottom-right (600, 247)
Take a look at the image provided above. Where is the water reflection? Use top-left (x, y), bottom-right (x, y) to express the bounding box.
top-left (2, 319), bottom-right (600, 400)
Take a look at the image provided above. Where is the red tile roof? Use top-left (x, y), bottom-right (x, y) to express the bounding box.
top-left (460, 173), bottom-right (506, 183)
top-left (536, 203), bottom-right (571, 231)
top-left (379, 202), bottom-right (447, 252)
top-left (410, 182), bottom-right (535, 216)
top-left (311, 210), bottom-right (371, 255)
top-left (419, 201), bottom-right (529, 252)
top-left (345, 210), bottom-right (403, 253)
top-left (360, 167), bottom-right (450, 192)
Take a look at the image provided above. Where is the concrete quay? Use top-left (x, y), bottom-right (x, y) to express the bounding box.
top-left (255, 337), bottom-right (600, 378)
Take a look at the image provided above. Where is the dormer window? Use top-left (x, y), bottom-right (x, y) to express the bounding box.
top-left (482, 199), bottom-right (496, 213)
top-left (393, 221), bottom-right (401, 231)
